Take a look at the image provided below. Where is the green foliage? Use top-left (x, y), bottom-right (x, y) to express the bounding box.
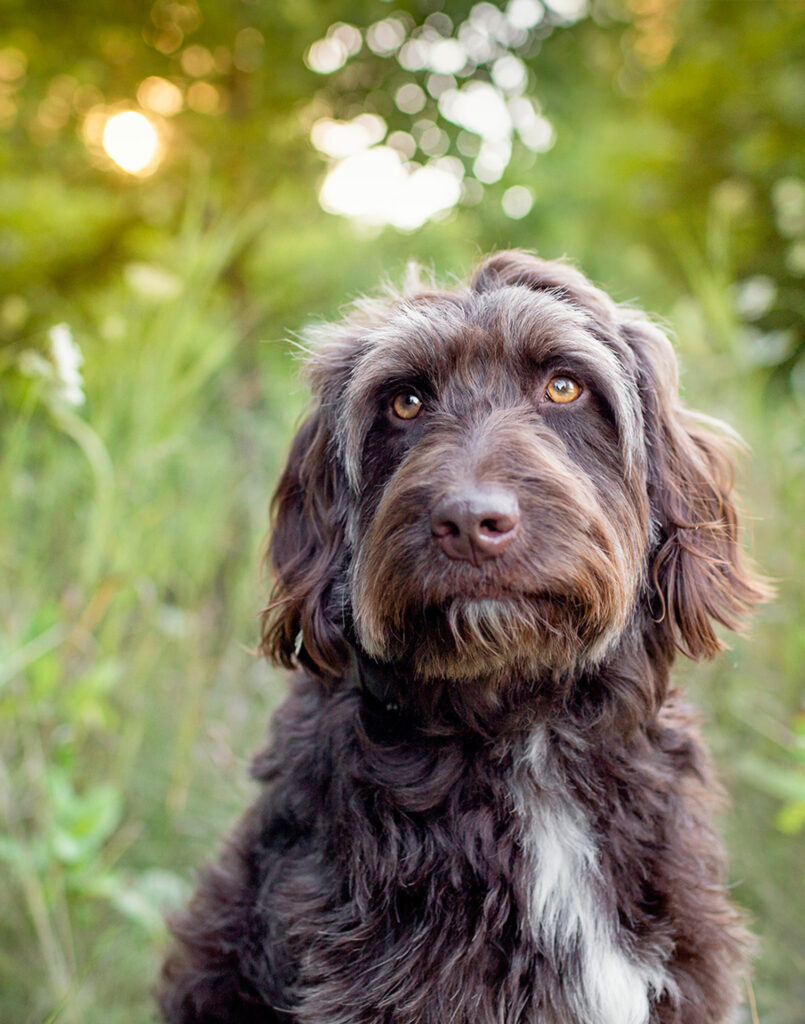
top-left (1, 1), bottom-right (803, 1022)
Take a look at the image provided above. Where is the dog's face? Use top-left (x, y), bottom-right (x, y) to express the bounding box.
top-left (344, 287), bottom-right (648, 681)
top-left (262, 253), bottom-right (764, 708)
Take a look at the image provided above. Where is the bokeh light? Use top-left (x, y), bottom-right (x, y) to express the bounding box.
top-left (186, 81), bottom-right (220, 113)
top-left (0, 46), bottom-right (27, 82)
top-left (137, 76), bottom-right (183, 116)
top-left (311, 114), bottom-right (387, 159)
top-left (102, 110), bottom-right (160, 175)
top-left (505, 0), bottom-right (546, 30)
top-left (305, 38), bottom-right (348, 74)
top-left (366, 17), bottom-right (407, 56)
top-left (304, 2), bottom-right (566, 229)
top-left (319, 146), bottom-right (462, 231)
top-left (501, 184), bottom-right (534, 218)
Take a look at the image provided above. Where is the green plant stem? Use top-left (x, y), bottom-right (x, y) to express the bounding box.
top-left (0, 624), bottom-right (65, 691)
top-left (52, 409), bottom-right (114, 584)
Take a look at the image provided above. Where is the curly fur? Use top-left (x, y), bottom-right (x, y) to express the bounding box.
top-left (159, 251), bottom-right (769, 1024)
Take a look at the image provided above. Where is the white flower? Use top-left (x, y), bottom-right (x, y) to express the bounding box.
top-left (49, 323), bottom-right (85, 406)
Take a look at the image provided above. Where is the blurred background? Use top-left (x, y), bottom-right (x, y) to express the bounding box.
top-left (1, 1), bottom-right (803, 1021)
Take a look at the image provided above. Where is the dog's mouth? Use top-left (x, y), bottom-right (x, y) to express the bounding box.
top-left (438, 593), bottom-right (558, 634)
top-left (442, 582), bottom-right (533, 603)
top-left (440, 592), bottom-right (562, 638)
top-left (386, 592), bottom-right (563, 673)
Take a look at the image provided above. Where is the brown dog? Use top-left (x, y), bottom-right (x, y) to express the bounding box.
top-left (160, 252), bottom-right (767, 1024)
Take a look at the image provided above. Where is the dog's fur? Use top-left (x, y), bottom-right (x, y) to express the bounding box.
top-left (159, 252), bottom-right (768, 1024)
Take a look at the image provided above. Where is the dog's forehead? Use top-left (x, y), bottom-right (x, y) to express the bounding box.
top-left (346, 286), bottom-right (630, 396)
top-left (325, 285), bottom-right (644, 491)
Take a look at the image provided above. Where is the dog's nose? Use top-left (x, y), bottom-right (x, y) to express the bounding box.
top-left (431, 486), bottom-right (520, 564)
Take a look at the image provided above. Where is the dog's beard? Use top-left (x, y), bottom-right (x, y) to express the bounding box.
top-left (415, 596), bottom-right (592, 680)
top-left (352, 585), bottom-right (634, 683)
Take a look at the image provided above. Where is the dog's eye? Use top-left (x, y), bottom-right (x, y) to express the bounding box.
top-left (545, 376), bottom-right (581, 404)
top-left (391, 392), bottom-right (423, 420)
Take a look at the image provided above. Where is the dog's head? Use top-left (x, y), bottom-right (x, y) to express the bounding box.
top-left (261, 252), bottom-right (766, 716)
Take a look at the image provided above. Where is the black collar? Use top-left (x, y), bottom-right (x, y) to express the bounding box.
top-left (348, 645), bottom-right (406, 715)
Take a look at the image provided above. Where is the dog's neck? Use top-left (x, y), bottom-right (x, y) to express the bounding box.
top-left (347, 622), bottom-right (671, 739)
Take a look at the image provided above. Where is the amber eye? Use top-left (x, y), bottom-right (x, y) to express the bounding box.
top-left (545, 376), bottom-right (581, 404)
top-left (391, 391), bottom-right (423, 420)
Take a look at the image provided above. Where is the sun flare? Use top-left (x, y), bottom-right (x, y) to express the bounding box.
top-left (102, 110), bottom-right (160, 175)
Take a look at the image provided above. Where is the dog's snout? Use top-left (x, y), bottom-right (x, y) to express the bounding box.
top-left (431, 486), bottom-right (520, 564)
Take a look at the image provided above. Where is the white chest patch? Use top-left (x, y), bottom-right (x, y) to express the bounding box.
top-left (513, 729), bottom-right (673, 1024)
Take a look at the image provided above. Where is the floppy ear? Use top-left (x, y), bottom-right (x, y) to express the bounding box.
top-left (622, 316), bottom-right (770, 659)
top-left (260, 281), bottom-right (410, 678)
top-left (259, 409), bottom-right (348, 679)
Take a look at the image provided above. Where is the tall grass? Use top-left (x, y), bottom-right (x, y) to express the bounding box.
top-left (0, 201), bottom-right (302, 1023)
top-left (663, 208), bottom-right (805, 1021)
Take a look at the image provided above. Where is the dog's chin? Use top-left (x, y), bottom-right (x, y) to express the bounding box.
top-left (357, 593), bottom-right (623, 683)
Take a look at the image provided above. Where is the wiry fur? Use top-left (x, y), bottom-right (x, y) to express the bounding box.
top-left (159, 251), bottom-right (768, 1024)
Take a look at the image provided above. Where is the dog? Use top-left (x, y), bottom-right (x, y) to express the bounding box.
top-left (159, 251), bottom-right (768, 1024)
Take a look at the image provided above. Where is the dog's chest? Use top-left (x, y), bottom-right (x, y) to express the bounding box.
top-left (292, 725), bottom-right (673, 1024)
top-left (512, 730), bottom-right (670, 1024)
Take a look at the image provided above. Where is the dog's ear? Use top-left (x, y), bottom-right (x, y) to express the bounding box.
top-left (621, 316), bottom-right (770, 659)
top-left (261, 288), bottom-right (406, 679)
top-left (259, 409), bottom-right (348, 679)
